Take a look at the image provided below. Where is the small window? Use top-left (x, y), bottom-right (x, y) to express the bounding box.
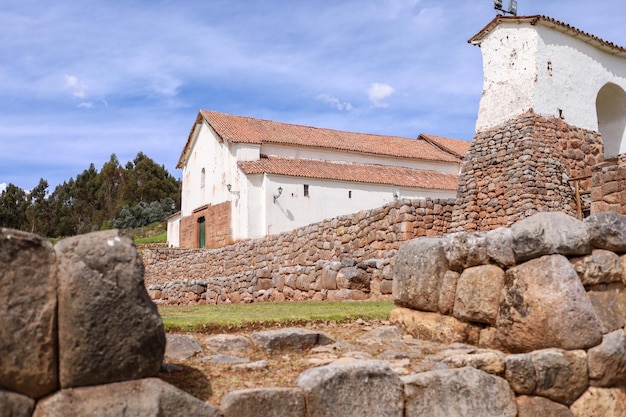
top-left (303, 184), bottom-right (309, 197)
top-left (348, 190), bottom-right (352, 199)
top-left (200, 168), bottom-right (206, 188)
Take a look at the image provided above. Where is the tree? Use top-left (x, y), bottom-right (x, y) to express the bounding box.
top-left (25, 178), bottom-right (50, 234)
top-left (0, 183), bottom-right (28, 230)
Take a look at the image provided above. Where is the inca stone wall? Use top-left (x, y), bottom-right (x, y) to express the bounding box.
top-left (591, 154), bottom-right (626, 214)
top-left (450, 110), bottom-right (603, 232)
top-left (143, 198), bottom-right (455, 305)
top-left (391, 211), bottom-right (626, 414)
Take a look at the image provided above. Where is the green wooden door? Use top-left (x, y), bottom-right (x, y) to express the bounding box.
top-left (198, 217), bottom-right (206, 248)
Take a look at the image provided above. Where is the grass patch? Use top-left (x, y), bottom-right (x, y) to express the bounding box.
top-left (158, 300), bottom-right (395, 332)
top-left (135, 231), bottom-right (167, 244)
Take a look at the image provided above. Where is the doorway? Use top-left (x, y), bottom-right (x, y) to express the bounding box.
top-left (198, 217), bottom-right (206, 248)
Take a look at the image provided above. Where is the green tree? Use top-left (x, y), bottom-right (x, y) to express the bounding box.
top-left (0, 183), bottom-right (28, 230)
top-left (25, 178), bottom-right (50, 234)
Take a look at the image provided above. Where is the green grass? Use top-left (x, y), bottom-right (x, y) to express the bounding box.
top-left (135, 231), bottom-right (167, 244)
top-left (158, 300), bottom-right (395, 332)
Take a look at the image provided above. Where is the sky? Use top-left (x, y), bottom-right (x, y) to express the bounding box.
top-left (1, 0), bottom-right (625, 193)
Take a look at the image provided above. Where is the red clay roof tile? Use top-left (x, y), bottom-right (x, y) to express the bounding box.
top-left (238, 156), bottom-right (459, 190)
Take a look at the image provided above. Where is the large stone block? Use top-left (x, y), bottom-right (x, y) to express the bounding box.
top-left (511, 212), bottom-right (590, 263)
top-left (393, 237), bottom-right (448, 312)
top-left (251, 327), bottom-right (334, 353)
top-left (585, 212), bottom-right (626, 253)
top-left (390, 307), bottom-right (480, 345)
top-left (31, 378), bottom-right (221, 417)
top-left (0, 389), bottom-right (35, 417)
top-left (587, 329), bottom-right (626, 387)
top-left (586, 283), bottom-right (626, 333)
top-left (221, 388), bottom-right (306, 417)
top-left (297, 360), bottom-right (403, 417)
top-left (570, 387), bottom-right (626, 417)
top-left (530, 348), bottom-right (588, 406)
top-left (453, 264), bottom-right (504, 325)
top-left (570, 249), bottom-right (622, 286)
top-left (0, 229), bottom-right (58, 398)
top-left (504, 353), bottom-right (536, 395)
top-left (55, 230), bottom-right (166, 388)
top-left (495, 255), bottom-right (602, 352)
top-left (402, 367), bottom-right (517, 417)
top-left (516, 396), bottom-right (574, 417)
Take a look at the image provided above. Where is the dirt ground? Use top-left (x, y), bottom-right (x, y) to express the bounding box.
top-left (158, 319), bottom-right (455, 408)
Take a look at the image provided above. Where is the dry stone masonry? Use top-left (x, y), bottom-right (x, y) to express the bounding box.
top-left (144, 198), bottom-right (454, 305)
top-left (391, 211), bottom-right (626, 414)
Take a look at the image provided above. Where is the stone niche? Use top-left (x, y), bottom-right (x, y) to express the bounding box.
top-left (392, 210), bottom-right (626, 411)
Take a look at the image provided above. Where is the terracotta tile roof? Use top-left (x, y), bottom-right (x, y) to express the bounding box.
top-left (197, 110), bottom-right (464, 163)
top-left (238, 156), bottom-right (459, 190)
top-left (419, 134), bottom-right (471, 159)
top-left (469, 15), bottom-right (626, 57)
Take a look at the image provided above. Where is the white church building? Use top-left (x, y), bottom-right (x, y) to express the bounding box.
top-left (167, 110), bottom-right (469, 248)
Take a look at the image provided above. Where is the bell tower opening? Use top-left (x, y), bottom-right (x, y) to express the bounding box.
top-left (596, 82), bottom-right (626, 158)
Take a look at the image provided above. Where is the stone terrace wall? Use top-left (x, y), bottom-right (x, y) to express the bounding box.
top-left (591, 154), bottom-right (626, 215)
top-left (450, 110), bottom-right (603, 232)
top-left (143, 198), bottom-right (454, 305)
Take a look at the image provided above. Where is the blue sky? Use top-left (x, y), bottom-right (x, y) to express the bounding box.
top-left (1, 0), bottom-right (625, 193)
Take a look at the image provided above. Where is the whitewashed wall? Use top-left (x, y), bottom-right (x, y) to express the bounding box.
top-left (475, 21), bottom-right (626, 157)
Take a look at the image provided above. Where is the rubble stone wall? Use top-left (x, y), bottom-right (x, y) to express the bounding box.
top-left (143, 198), bottom-right (455, 305)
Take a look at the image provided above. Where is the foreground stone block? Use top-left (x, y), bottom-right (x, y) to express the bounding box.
top-left (570, 387), bottom-right (626, 417)
top-left (32, 378), bottom-right (221, 417)
top-left (393, 237), bottom-right (448, 312)
top-left (0, 229), bottom-right (58, 398)
top-left (586, 284), bottom-right (626, 333)
top-left (442, 232), bottom-right (490, 271)
top-left (165, 334), bottom-right (204, 361)
top-left (402, 367), bottom-right (517, 417)
top-left (516, 396), bottom-right (573, 417)
top-left (511, 212), bottom-right (590, 263)
top-left (530, 349), bottom-right (588, 406)
top-left (0, 389), bottom-right (35, 417)
top-left (221, 388), bottom-right (305, 417)
top-left (390, 307), bottom-right (480, 345)
top-left (585, 212), bottom-right (626, 253)
top-left (587, 329), bottom-right (626, 387)
top-left (251, 328), bottom-right (334, 353)
top-left (570, 249), bottom-right (622, 286)
top-left (205, 334), bottom-right (254, 356)
top-left (453, 264), bottom-right (504, 325)
top-left (55, 230), bottom-right (166, 388)
top-left (504, 353), bottom-right (536, 395)
top-left (495, 255), bottom-right (602, 352)
top-left (297, 360), bottom-right (403, 417)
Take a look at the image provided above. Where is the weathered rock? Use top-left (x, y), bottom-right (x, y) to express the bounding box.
top-left (205, 334), bottom-right (254, 356)
top-left (570, 387), bottom-right (626, 417)
top-left (326, 288), bottom-right (369, 301)
top-left (390, 307), bottom-right (480, 345)
top-left (453, 264), bottom-right (504, 325)
top-left (55, 230), bottom-right (166, 388)
top-left (0, 389), bottom-right (35, 417)
top-left (570, 249), bottom-right (622, 286)
top-left (442, 232), bottom-right (490, 272)
top-left (0, 229), bottom-right (58, 398)
top-left (251, 327), bottom-right (334, 353)
top-left (393, 237), bottom-right (448, 312)
top-left (336, 267), bottom-right (370, 291)
top-left (511, 212), bottom-right (590, 263)
top-left (587, 329), bottom-right (626, 387)
top-left (438, 270), bottom-right (459, 315)
top-left (586, 283), bottom-right (626, 333)
top-left (321, 266), bottom-right (338, 290)
top-left (530, 348), bottom-right (588, 406)
top-left (402, 367), bottom-right (517, 417)
top-left (516, 396), bottom-right (574, 417)
top-left (32, 378), bottom-right (221, 417)
top-left (504, 353), bottom-right (536, 395)
top-left (297, 360), bottom-right (403, 417)
top-left (495, 255), bottom-right (602, 352)
top-left (221, 388), bottom-right (305, 417)
top-left (442, 350), bottom-right (505, 375)
top-left (585, 212), bottom-right (626, 253)
top-left (359, 326), bottom-right (403, 344)
top-left (165, 334), bottom-right (203, 360)
top-left (485, 227), bottom-right (516, 268)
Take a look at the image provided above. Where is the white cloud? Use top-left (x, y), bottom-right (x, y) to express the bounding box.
top-left (316, 94), bottom-right (353, 111)
top-left (64, 74), bottom-right (87, 98)
top-left (78, 101), bottom-right (94, 109)
top-left (0, 183), bottom-right (6, 193)
top-left (368, 83), bottom-right (395, 108)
